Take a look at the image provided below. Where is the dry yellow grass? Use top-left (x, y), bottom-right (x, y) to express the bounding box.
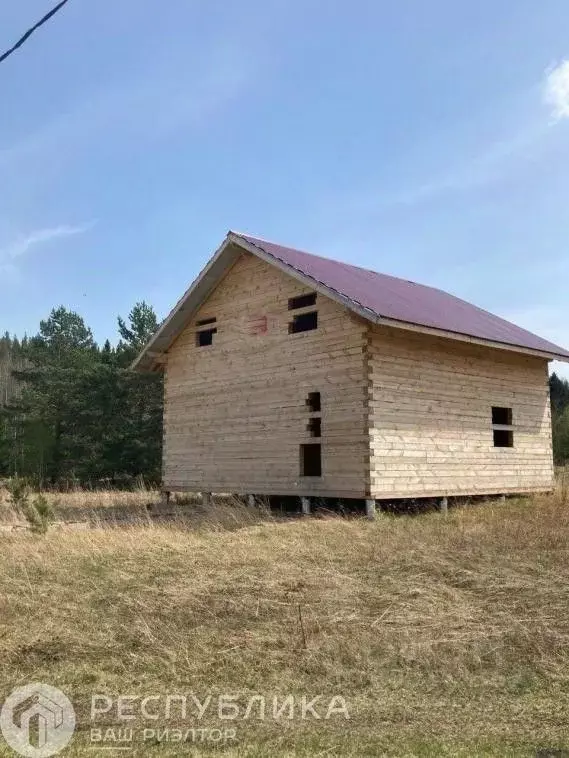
top-left (0, 489), bottom-right (569, 756)
top-left (0, 485), bottom-right (159, 511)
top-left (0, 486), bottom-right (270, 531)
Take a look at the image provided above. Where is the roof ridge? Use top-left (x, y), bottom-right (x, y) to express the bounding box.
top-left (236, 232), bottom-right (380, 319)
top-left (232, 230), bottom-right (424, 283)
top-left (232, 230), bottom-right (465, 293)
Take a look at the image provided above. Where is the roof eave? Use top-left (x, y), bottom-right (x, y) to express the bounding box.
top-left (131, 234), bottom-right (239, 372)
top-left (371, 315), bottom-right (569, 363)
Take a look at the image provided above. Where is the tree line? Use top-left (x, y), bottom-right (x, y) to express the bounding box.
top-left (0, 303), bottom-right (162, 486)
top-left (1, 306), bottom-right (569, 488)
top-left (550, 372), bottom-right (569, 464)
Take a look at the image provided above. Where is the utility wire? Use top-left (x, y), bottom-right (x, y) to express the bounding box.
top-left (0, 0), bottom-right (71, 65)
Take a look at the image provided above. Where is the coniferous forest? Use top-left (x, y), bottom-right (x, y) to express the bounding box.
top-left (550, 371), bottom-right (569, 464)
top-left (1, 304), bottom-right (569, 487)
top-left (0, 303), bottom-right (162, 486)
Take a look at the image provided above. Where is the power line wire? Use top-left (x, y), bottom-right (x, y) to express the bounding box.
top-left (0, 0), bottom-right (71, 66)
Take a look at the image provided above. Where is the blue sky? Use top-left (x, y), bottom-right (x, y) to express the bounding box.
top-left (1, 1), bottom-right (569, 376)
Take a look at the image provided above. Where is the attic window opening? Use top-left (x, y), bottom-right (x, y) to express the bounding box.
top-left (492, 406), bottom-right (513, 447)
top-left (289, 311), bottom-right (318, 334)
top-left (492, 406), bottom-right (512, 425)
top-left (300, 443), bottom-right (321, 477)
top-left (196, 327), bottom-right (217, 347)
top-left (307, 417), bottom-right (321, 438)
top-left (306, 392), bottom-right (321, 413)
top-left (288, 292), bottom-right (317, 310)
top-left (493, 429), bottom-right (514, 447)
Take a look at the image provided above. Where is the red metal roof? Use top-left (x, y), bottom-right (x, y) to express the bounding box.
top-left (235, 232), bottom-right (569, 359)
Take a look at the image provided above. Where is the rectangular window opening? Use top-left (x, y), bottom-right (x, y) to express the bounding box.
top-left (196, 328), bottom-right (217, 347)
top-left (493, 429), bottom-right (514, 448)
top-left (288, 292), bottom-right (317, 310)
top-left (306, 391), bottom-right (321, 413)
top-left (492, 406), bottom-right (512, 425)
top-left (300, 443), bottom-right (322, 476)
top-left (307, 417), bottom-right (321, 438)
top-left (289, 311), bottom-right (318, 334)
top-left (196, 317), bottom-right (217, 327)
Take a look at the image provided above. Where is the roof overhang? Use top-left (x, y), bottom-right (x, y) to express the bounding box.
top-left (133, 231), bottom-right (569, 372)
top-left (132, 234), bottom-right (241, 371)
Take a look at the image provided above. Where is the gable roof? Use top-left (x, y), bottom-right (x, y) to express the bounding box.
top-left (133, 231), bottom-right (569, 371)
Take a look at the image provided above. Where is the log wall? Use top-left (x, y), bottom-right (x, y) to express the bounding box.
top-left (163, 251), bottom-right (369, 496)
top-left (367, 325), bottom-right (554, 498)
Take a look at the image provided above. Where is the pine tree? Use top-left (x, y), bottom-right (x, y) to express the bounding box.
top-left (117, 302), bottom-right (159, 357)
top-left (11, 308), bottom-right (99, 483)
top-left (550, 372), bottom-right (569, 415)
top-left (550, 373), bottom-right (569, 464)
top-left (113, 302), bottom-right (163, 483)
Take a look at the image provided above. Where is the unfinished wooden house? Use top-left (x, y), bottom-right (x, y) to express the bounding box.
top-left (134, 231), bottom-right (569, 507)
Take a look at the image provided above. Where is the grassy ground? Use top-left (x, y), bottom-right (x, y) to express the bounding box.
top-left (0, 490), bottom-right (569, 756)
top-left (0, 485), bottom-right (159, 519)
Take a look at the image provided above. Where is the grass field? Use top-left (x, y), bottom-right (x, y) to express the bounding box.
top-left (0, 484), bottom-right (160, 522)
top-left (1, 487), bottom-right (569, 757)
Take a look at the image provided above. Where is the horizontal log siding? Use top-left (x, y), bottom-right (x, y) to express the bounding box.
top-left (163, 252), bottom-right (368, 496)
top-left (368, 325), bottom-right (554, 498)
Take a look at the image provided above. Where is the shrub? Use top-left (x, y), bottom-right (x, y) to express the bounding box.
top-left (6, 478), bottom-right (54, 533)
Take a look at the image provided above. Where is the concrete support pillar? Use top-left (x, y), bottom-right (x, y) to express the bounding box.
top-left (300, 497), bottom-right (311, 516)
top-left (202, 492), bottom-right (212, 506)
top-left (365, 499), bottom-right (376, 520)
top-left (498, 494), bottom-right (506, 503)
top-left (439, 496), bottom-right (448, 514)
top-left (247, 494), bottom-right (255, 507)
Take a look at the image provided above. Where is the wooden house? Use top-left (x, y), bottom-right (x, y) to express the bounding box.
top-left (134, 231), bottom-right (569, 509)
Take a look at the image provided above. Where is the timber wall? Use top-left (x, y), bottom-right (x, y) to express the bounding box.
top-left (367, 325), bottom-right (554, 498)
top-left (163, 250), bottom-right (368, 497)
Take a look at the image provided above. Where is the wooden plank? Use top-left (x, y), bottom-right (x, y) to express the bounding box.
top-left (163, 252), bottom-right (368, 496)
top-left (368, 324), bottom-right (554, 497)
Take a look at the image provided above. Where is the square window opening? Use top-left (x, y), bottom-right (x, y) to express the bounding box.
top-left (288, 292), bottom-right (317, 310)
top-left (196, 328), bottom-right (217, 347)
top-left (493, 429), bottom-right (514, 447)
top-left (289, 311), bottom-right (318, 334)
top-left (306, 391), bottom-right (321, 413)
top-left (492, 406), bottom-right (512, 425)
top-left (300, 443), bottom-right (322, 477)
top-left (307, 417), bottom-right (321, 438)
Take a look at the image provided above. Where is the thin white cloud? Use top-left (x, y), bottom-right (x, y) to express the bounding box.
top-left (329, 64), bottom-right (569, 218)
top-left (0, 223), bottom-right (91, 264)
top-left (333, 67), bottom-right (568, 217)
top-left (323, 123), bottom-right (545, 219)
top-left (0, 39), bottom-right (259, 179)
top-left (0, 4), bottom-right (289, 219)
top-left (388, 128), bottom-right (541, 205)
top-left (544, 60), bottom-right (569, 120)
top-left (0, 40), bottom-right (261, 226)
